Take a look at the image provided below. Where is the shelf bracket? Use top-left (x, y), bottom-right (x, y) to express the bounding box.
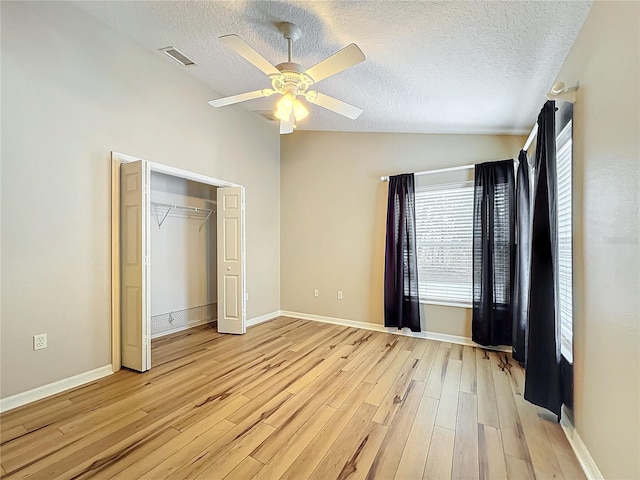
top-left (198, 210), bottom-right (213, 232)
top-left (157, 205), bottom-right (174, 228)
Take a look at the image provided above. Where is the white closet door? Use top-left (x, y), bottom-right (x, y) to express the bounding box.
top-left (120, 160), bottom-right (150, 371)
top-left (217, 186), bottom-right (246, 334)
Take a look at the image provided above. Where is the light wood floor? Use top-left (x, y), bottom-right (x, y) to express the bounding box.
top-left (0, 317), bottom-right (585, 479)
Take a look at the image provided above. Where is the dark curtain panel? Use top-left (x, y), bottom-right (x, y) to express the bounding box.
top-left (512, 150), bottom-right (531, 363)
top-left (472, 160), bottom-right (516, 346)
top-left (384, 174), bottom-right (421, 332)
top-left (524, 100), bottom-right (562, 419)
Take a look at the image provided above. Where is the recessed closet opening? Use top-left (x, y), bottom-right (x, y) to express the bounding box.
top-left (150, 172), bottom-right (218, 340)
top-left (112, 153), bottom-right (247, 374)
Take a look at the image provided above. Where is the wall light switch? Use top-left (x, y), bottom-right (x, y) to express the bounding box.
top-left (337, 291), bottom-right (343, 300)
top-left (314, 289), bottom-right (319, 297)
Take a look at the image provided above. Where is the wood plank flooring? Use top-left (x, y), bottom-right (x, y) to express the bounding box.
top-left (0, 317), bottom-right (584, 479)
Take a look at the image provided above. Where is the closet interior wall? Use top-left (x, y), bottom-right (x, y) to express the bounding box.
top-left (150, 172), bottom-right (217, 338)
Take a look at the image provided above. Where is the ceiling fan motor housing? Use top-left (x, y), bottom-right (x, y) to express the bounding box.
top-left (271, 62), bottom-right (313, 97)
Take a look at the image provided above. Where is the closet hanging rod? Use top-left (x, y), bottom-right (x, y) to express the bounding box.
top-left (380, 164), bottom-right (474, 182)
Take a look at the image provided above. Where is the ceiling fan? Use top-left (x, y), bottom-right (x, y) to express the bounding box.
top-left (208, 22), bottom-right (366, 134)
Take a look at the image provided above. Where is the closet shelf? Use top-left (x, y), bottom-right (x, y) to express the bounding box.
top-left (151, 201), bottom-right (213, 231)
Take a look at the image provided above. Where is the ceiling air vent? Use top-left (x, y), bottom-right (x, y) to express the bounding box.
top-left (159, 46), bottom-right (196, 66)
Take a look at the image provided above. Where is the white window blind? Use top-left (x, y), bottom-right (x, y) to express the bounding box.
top-left (557, 120), bottom-right (573, 363)
top-left (472, 181), bottom-right (513, 306)
top-left (415, 181), bottom-right (474, 305)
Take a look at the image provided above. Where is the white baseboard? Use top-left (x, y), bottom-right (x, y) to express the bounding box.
top-left (280, 310), bottom-right (510, 352)
top-left (247, 310), bottom-right (282, 328)
top-left (151, 318), bottom-right (216, 339)
top-left (560, 408), bottom-right (604, 480)
top-left (153, 310), bottom-right (281, 337)
top-left (405, 329), bottom-right (510, 352)
top-left (281, 310), bottom-right (386, 333)
top-left (0, 365), bottom-right (113, 413)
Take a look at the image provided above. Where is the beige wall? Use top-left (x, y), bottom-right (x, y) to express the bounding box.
top-left (0, 2), bottom-right (280, 398)
top-left (553, 1), bottom-right (640, 478)
top-left (280, 131), bottom-right (524, 337)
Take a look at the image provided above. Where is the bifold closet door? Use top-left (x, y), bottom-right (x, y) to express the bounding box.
top-left (217, 186), bottom-right (246, 334)
top-left (120, 160), bottom-right (151, 371)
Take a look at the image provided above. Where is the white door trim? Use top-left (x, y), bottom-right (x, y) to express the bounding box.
top-left (111, 156), bottom-right (121, 371)
top-left (111, 152), bottom-right (244, 372)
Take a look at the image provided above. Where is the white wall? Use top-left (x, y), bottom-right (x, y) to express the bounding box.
top-left (280, 131), bottom-right (524, 337)
top-left (553, 1), bottom-right (640, 478)
top-left (0, 1), bottom-right (280, 398)
top-left (150, 172), bottom-right (217, 334)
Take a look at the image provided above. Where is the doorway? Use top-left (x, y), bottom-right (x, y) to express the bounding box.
top-left (111, 152), bottom-right (247, 372)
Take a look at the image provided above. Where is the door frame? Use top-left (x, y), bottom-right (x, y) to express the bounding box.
top-left (111, 151), bottom-right (244, 372)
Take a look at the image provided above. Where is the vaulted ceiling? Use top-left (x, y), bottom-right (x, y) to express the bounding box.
top-left (75, 1), bottom-right (592, 134)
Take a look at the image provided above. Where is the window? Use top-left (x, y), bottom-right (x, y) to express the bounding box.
top-left (472, 178), bottom-right (513, 308)
top-left (415, 181), bottom-right (474, 305)
top-left (557, 119), bottom-right (573, 363)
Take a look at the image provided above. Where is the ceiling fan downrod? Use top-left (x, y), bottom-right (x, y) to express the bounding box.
top-left (278, 22), bottom-right (301, 63)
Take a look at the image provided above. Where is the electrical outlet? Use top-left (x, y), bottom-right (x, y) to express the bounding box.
top-left (33, 334), bottom-right (47, 350)
top-left (337, 291), bottom-right (343, 300)
top-left (314, 289), bottom-right (319, 297)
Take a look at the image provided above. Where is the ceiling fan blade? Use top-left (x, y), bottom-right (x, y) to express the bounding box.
top-left (306, 91), bottom-right (363, 120)
top-left (303, 44), bottom-right (365, 84)
top-left (220, 34), bottom-right (281, 77)
top-left (208, 89), bottom-right (275, 107)
top-left (279, 109), bottom-right (295, 134)
top-left (280, 120), bottom-right (294, 135)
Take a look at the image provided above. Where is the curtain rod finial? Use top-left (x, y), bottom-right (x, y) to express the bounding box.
top-left (546, 82), bottom-right (579, 104)
top-left (381, 176), bottom-right (389, 182)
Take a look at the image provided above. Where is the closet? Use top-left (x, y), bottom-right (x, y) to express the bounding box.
top-left (150, 172), bottom-right (217, 339)
top-left (115, 155), bottom-right (246, 373)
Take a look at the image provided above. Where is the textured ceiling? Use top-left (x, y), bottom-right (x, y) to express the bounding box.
top-left (74, 1), bottom-right (592, 134)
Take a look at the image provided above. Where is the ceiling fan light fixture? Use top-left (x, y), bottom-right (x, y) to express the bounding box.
top-left (274, 94), bottom-right (308, 123)
top-left (292, 98), bottom-right (309, 121)
top-left (274, 93), bottom-right (294, 121)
